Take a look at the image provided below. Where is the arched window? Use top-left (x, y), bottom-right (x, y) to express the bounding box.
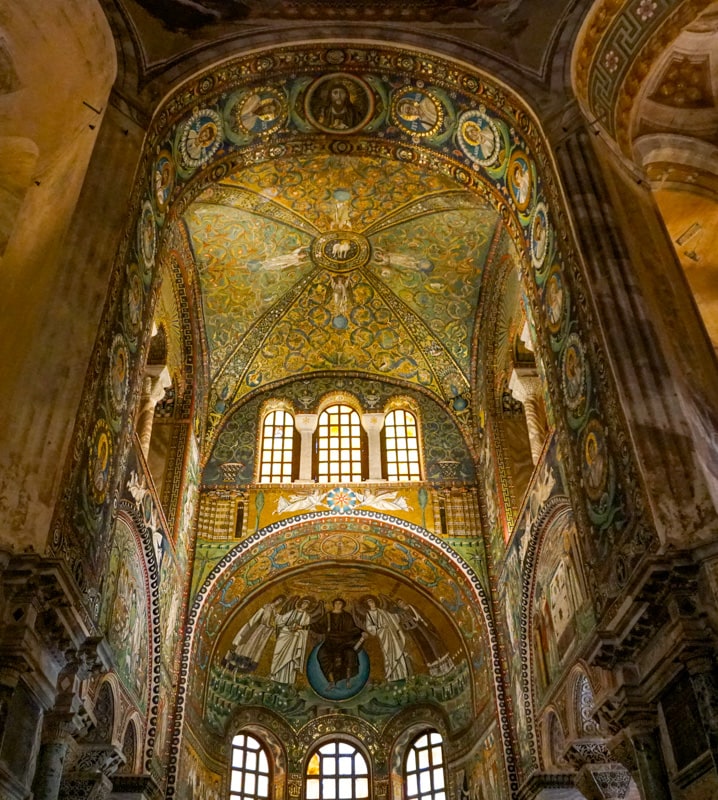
top-left (306, 740), bottom-right (369, 800)
top-left (405, 731), bottom-right (446, 800)
top-left (259, 409), bottom-right (297, 483)
top-left (315, 404), bottom-right (364, 482)
top-left (230, 733), bottom-right (271, 800)
top-left (382, 408), bottom-right (421, 481)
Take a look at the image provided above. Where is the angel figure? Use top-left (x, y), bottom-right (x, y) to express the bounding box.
top-left (357, 595), bottom-right (410, 682)
top-left (225, 595), bottom-right (286, 671)
top-left (356, 489), bottom-right (411, 512)
top-left (270, 596), bottom-right (317, 685)
top-left (276, 489), bottom-right (326, 515)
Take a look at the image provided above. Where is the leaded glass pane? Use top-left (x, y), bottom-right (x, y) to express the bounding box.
top-left (384, 409), bottom-right (421, 481)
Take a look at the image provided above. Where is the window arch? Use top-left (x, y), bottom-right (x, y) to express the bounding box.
top-left (405, 731), bottom-right (446, 800)
top-left (315, 404), bottom-right (364, 482)
top-left (306, 739), bottom-right (369, 800)
top-left (259, 408), bottom-right (297, 483)
top-left (230, 732), bottom-right (271, 800)
top-left (382, 408), bottom-right (421, 481)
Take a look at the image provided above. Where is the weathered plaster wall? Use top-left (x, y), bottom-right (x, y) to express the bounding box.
top-left (0, 0), bottom-right (148, 552)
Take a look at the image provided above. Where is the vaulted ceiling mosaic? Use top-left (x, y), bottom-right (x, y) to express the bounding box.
top-left (184, 154), bottom-right (504, 406)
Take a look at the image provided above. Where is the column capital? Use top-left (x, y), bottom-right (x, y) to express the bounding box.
top-left (508, 367), bottom-right (542, 404)
top-left (361, 413), bottom-right (385, 433)
top-left (142, 364), bottom-right (171, 405)
top-left (294, 414), bottom-right (318, 434)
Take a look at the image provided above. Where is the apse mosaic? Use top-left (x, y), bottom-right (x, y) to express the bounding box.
top-left (198, 561), bottom-right (482, 735)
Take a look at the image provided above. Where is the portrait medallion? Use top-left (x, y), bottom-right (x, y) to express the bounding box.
top-left (391, 88), bottom-right (443, 138)
top-left (88, 418), bottom-right (113, 505)
top-left (230, 86), bottom-right (286, 137)
top-left (507, 149), bottom-right (532, 211)
top-left (108, 334), bottom-right (130, 414)
top-left (305, 73), bottom-right (374, 134)
top-left (179, 108), bottom-right (223, 169)
top-left (153, 149), bottom-right (175, 212)
top-left (457, 108), bottom-right (501, 167)
top-left (530, 201), bottom-right (549, 271)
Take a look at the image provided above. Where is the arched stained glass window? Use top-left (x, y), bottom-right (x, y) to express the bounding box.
top-left (305, 740), bottom-right (369, 800)
top-left (383, 408), bottom-right (421, 481)
top-left (260, 409), bottom-right (296, 483)
top-left (230, 733), bottom-right (271, 800)
top-left (405, 731), bottom-right (446, 800)
top-left (316, 404), bottom-right (363, 482)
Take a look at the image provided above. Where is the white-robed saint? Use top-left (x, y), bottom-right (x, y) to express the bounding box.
top-left (364, 597), bottom-right (410, 682)
top-left (270, 598), bottom-right (312, 684)
top-left (229, 596), bottom-right (285, 671)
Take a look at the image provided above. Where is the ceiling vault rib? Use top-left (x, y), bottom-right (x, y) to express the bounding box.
top-left (361, 189), bottom-right (478, 237)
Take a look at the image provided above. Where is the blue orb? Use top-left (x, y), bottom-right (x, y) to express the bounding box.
top-left (452, 396), bottom-right (468, 411)
top-left (332, 314), bottom-right (348, 329)
top-left (306, 644), bottom-right (370, 701)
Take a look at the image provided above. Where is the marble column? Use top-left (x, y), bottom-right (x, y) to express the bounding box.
top-left (136, 365), bottom-right (171, 459)
top-left (361, 413), bottom-right (385, 480)
top-left (509, 367), bottom-right (547, 464)
top-left (609, 723), bottom-right (670, 800)
top-left (294, 414), bottom-right (318, 482)
top-left (33, 715), bottom-right (81, 800)
top-left (685, 656), bottom-right (718, 773)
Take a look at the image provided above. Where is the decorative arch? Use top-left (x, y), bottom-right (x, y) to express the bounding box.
top-left (173, 511), bottom-right (505, 796)
top-left (89, 678), bottom-right (117, 744)
top-left (106, 508), bottom-right (163, 773)
top-left (541, 708), bottom-right (568, 770)
top-left (52, 38), bottom-right (660, 797)
top-left (117, 715), bottom-right (144, 775)
top-left (571, 669), bottom-right (601, 739)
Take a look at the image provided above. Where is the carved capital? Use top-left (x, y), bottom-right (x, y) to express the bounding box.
top-left (360, 413), bottom-right (385, 434)
top-left (108, 774), bottom-right (161, 799)
top-left (294, 414), bottom-right (318, 434)
top-left (565, 739), bottom-right (610, 770)
top-left (58, 772), bottom-right (113, 800)
top-left (64, 742), bottom-right (126, 778)
top-left (575, 763), bottom-right (632, 800)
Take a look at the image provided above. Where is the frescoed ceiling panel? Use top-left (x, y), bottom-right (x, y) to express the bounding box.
top-left (368, 207), bottom-right (498, 371)
top-left (221, 155), bottom-right (468, 233)
top-left (185, 204), bottom-right (316, 372)
top-left (184, 153), bottom-right (501, 407)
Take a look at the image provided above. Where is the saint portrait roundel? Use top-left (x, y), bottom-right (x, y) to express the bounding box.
top-left (179, 108), bottom-right (223, 169)
top-left (561, 332), bottom-right (589, 420)
top-left (88, 418), bottom-right (113, 505)
top-left (305, 73), bottom-right (374, 134)
top-left (137, 200), bottom-right (156, 273)
top-left (107, 334), bottom-right (130, 414)
top-left (229, 86), bottom-right (287, 137)
top-left (581, 417), bottom-right (609, 503)
top-left (457, 108), bottom-right (501, 167)
top-left (507, 149), bottom-right (532, 211)
top-left (391, 88), bottom-right (443, 138)
top-left (153, 149), bottom-right (175, 212)
top-left (530, 201), bottom-right (550, 271)
top-left (544, 264), bottom-right (568, 335)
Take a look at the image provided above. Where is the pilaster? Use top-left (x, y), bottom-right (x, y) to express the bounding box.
top-left (548, 107), bottom-right (718, 544)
